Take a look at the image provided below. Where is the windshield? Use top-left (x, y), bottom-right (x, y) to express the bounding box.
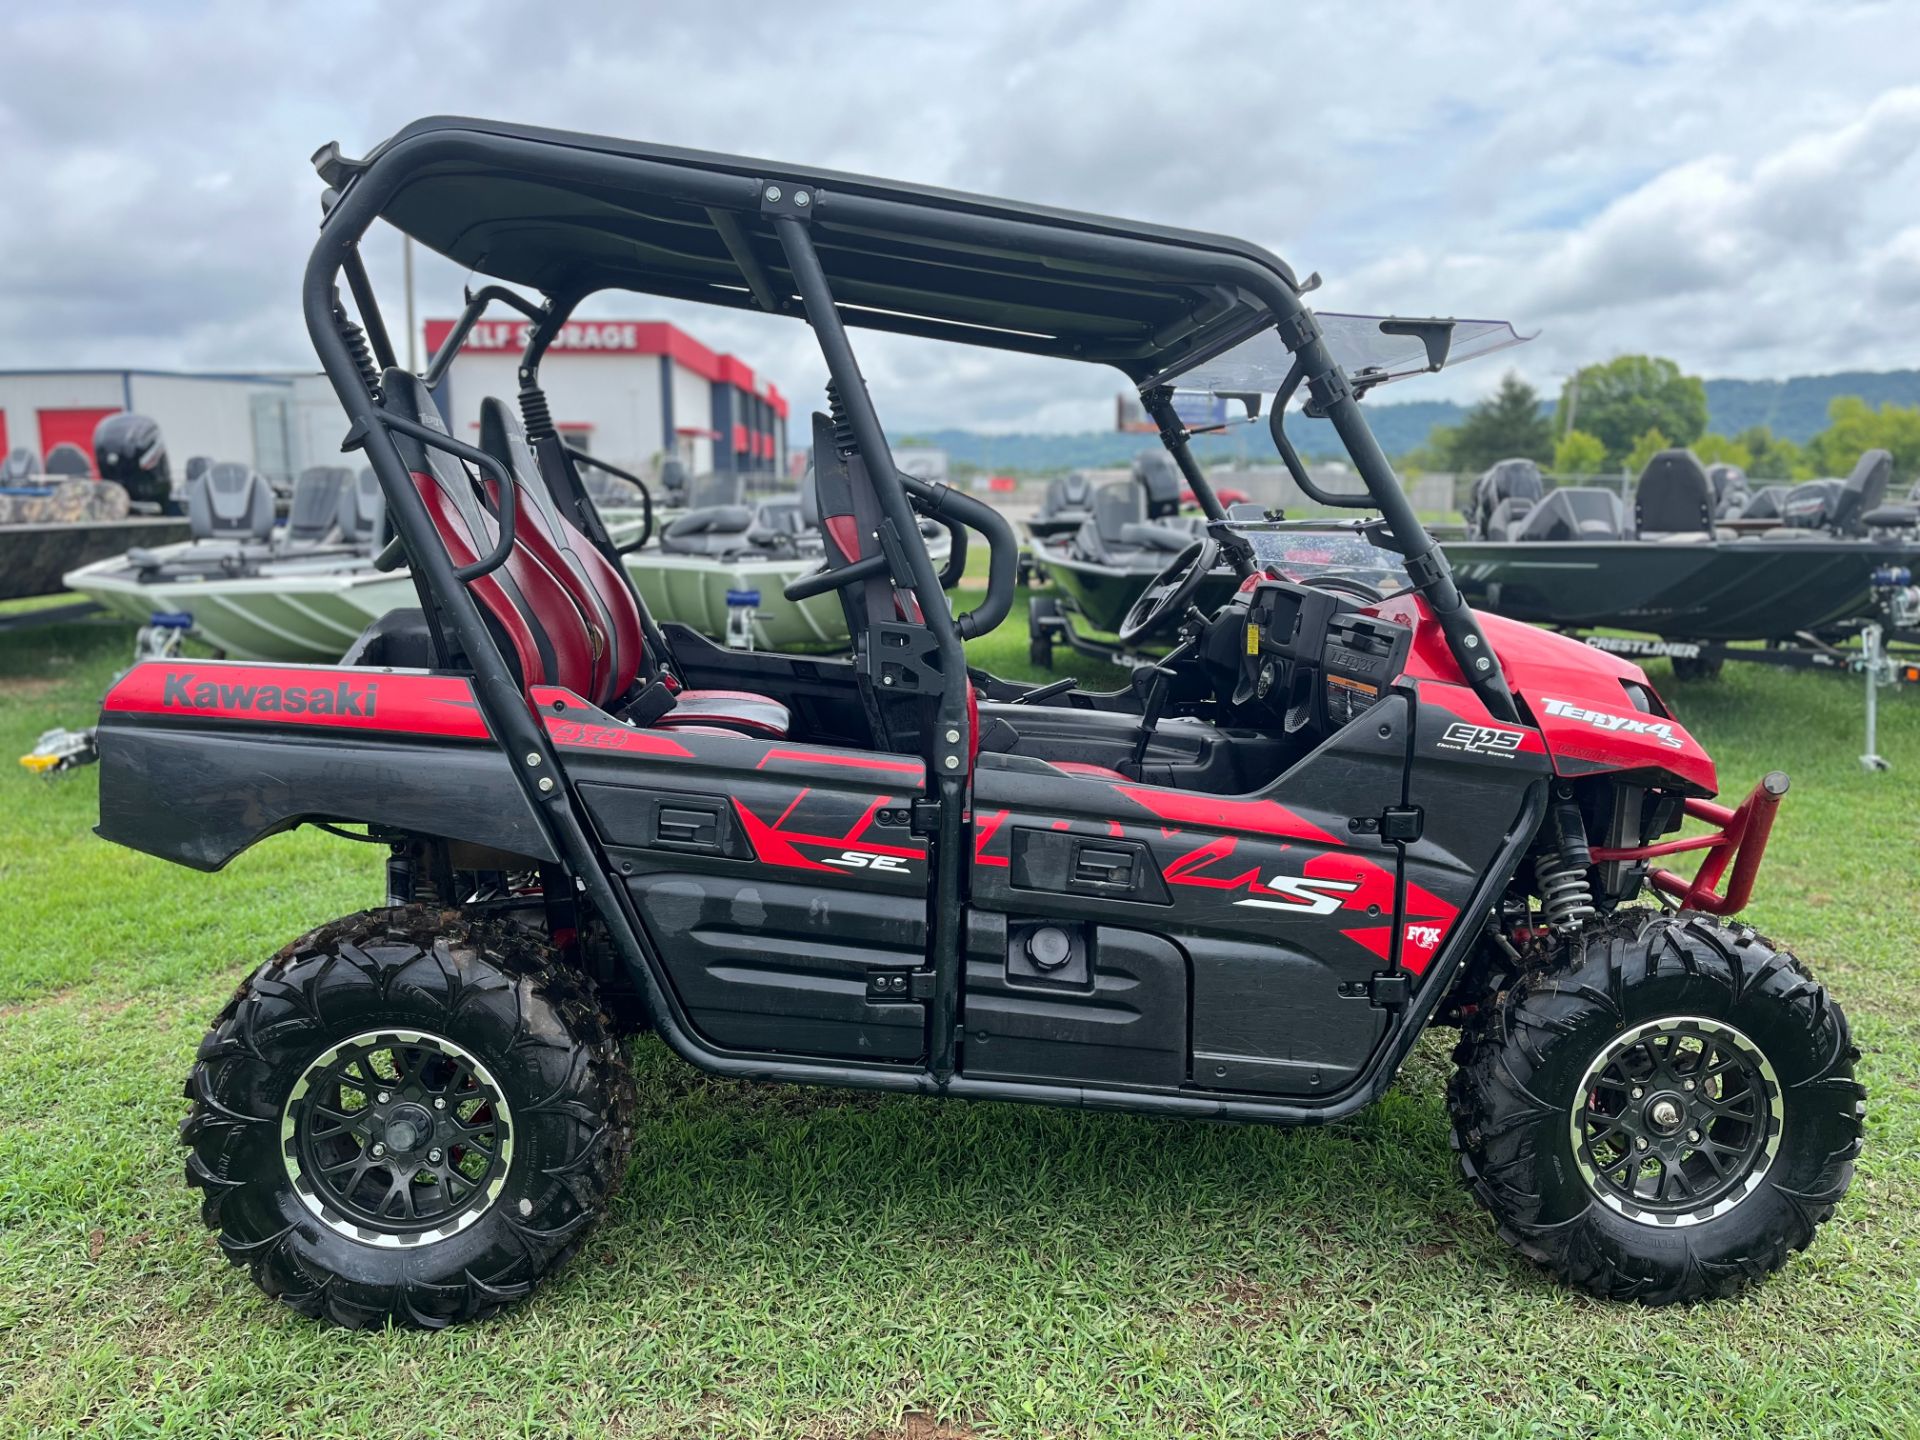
top-left (1157, 311), bottom-right (1532, 399)
top-left (1232, 523), bottom-right (1412, 594)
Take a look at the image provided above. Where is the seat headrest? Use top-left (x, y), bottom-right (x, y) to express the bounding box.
top-left (1831, 448), bottom-right (1892, 532)
top-left (1515, 487), bottom-right (1624, 543)
top-left (337, 467), bottom-right (386, 546)
top-left (1093, 481), bottom-right (1145, 542)
top-left (284, 466), bottom-right (351, 542)
top-left (1132, 450), bottom-right (1182, 517)
top-left (0, 447), bottom-right (36, 482)
top-left (43, 443), bottom-right (92, 479)
top-left (1634, 449), bottom-right (1715, 536)
top-left (187, 462), bottom-right (275, 541)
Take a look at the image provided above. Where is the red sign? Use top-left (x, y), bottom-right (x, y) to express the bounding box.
top-left (422, 319), bottom-right (663, 355)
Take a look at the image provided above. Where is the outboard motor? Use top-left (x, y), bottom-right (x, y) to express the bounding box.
top-left (657, 456), bottom-right (691, 507)
top-left (92, 413), bottom-right (172, 508)
top-left (1706, 462), bottom-right (1750, 519)
top-left (1471, 457), bottom-right (1545, 540)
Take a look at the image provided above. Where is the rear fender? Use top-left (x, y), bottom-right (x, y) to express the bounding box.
top-left (94, 660), bottom-right (556, 871)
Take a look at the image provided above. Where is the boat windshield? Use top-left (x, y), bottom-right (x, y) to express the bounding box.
top-left (1158, 311), bottom-right (1532, 401)
top-left (1232, 523), bottom-right (1413, 596)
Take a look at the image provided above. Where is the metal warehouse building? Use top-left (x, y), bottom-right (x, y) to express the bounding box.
top-left (0, 317), bottom-right (785, 486)
top-left (422, 316), bottom-right (790, 477)
top-left (0, 369), bottom-right (346, 481)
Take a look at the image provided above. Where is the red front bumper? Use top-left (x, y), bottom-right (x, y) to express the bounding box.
top-left (1591, 772), bottom-right (1790, 916)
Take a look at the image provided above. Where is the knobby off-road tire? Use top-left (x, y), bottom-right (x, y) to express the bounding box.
top-left (1449, 910), bottom-right (1863, 1304)
top-left (181, 906), bottom-right (636, 1328)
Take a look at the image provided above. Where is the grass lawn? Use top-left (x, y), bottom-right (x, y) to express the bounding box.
top-left (0, 593), bottom-right (1916, 1440)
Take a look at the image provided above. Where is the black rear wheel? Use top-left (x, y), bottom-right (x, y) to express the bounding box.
top-left (1449, 911), bottom-right (1862, 1303)
top-left (182, 906), bottom-right (635, 1328)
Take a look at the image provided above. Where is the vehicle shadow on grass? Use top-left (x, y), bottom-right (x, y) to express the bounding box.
top-left (559, 1034), bottom-right (1542, 1323)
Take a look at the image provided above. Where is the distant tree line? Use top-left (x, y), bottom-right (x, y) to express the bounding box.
top-left (1407, 355), bottom-right (1920, 484)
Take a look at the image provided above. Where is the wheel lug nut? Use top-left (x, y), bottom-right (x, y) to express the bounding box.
top-left (377, 1091), bottom-right (391, 1104)
top-left (371, 1143), bottom-right (385, 1157)
top-left (1688, 1130), bottom-right (1701, 1144)
top-left (433, 1097), bottom-right (446, 1110)
top-left (1635, 1137), bottom-right (1649, 1150)
top-left (1631, 1087), bottom-right (1644, 1099)
top-left (1683, 1079), bottom-right (1696, 1091)
top-left (428, 1148), bottom-right (442, 1163)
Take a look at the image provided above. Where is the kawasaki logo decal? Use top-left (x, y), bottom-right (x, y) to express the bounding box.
top-left (161, 672), bottom-right (379, 718)
top-left (1540, 697), bottom-right (1681, 750)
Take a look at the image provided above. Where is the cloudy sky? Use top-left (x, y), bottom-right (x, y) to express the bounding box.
top-left (1, 0), bottom-right (1915, 433)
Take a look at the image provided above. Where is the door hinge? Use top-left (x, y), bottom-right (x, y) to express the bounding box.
top-left (1368, 970), bottom-right (1412, 1010)
top-left (1351, 804), bottom-right (1423, 841)
top-left (910, 797), bottom-right (941, 838)
top-left (866, 968), bottom-right (934, 1001)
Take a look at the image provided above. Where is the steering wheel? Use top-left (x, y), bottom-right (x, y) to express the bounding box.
top-left (1117, 537), bottom-right (1222, 647)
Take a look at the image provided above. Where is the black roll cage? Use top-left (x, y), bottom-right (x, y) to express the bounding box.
top-left (300, 120), bottom-right (1528, 1115)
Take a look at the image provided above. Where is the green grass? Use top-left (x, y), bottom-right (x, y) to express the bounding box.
top-left (1, 602), bottom-right (1917, 1440)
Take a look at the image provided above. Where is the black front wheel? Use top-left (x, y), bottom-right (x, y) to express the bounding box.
top-left (1449, 911), bottom-right (1862, 1303)
top-left (181, 906), bottom-right (635, 1328)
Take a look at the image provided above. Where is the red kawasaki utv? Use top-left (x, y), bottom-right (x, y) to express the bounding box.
top-left (99, 117), bottom-right (1861, 1328)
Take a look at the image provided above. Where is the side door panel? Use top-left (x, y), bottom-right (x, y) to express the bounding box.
top-left (562, 726), bottom-right (932, 1063)
top-left (968, 697), bottom-right (1414, 1096)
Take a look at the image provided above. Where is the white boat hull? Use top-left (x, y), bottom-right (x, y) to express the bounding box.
top-left (64, 555), bottom-right (416, 662)
top-left (623, 533), bottom-right (951, 652)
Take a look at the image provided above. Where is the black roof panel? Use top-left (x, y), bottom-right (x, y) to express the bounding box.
top-left (340, 116), bottom-right (1302, 381)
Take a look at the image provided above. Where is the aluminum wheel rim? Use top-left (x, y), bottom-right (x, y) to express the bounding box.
top-left (282, 1027), bottom-right (514, 1247)
top-left (1570, 1015), bottom-right (1781, 1228)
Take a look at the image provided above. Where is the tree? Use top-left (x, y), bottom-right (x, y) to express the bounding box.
top-left (1443, 372), bottom-right (1554, 473)
top-left (1807, 397), bottom-right (1920, 483)
top-left (1552, 428), bottom-right (1608, 476)
top-left (1691, 432), bottom-right (1753, 471)
top-left (1554, 356), bottom-right (1708, 468)
top-left (1733, 425), bottom-right (1814, 480)
top-left (1625, 427), bottom-right (1672, 475)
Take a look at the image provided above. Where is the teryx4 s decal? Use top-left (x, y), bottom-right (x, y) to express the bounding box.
top-left (1233, 875), bottom-right (1361, 914)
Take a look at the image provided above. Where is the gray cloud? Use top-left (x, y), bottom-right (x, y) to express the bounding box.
top-left (0, 0), bottom-right (1914, 436)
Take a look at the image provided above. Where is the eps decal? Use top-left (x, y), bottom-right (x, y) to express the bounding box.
top-left (1436, 720), bottom-right (1525, 758)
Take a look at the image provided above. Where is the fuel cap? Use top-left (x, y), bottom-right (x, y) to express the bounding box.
top-left (1026, 926), bottom-right (1072, 970)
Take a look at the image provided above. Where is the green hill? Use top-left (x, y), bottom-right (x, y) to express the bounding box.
top-left (909, 369), bottom-right (1920, 473)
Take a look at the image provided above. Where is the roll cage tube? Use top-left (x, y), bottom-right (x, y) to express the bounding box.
top-left (774, 203), bottom-right (972, 1082)
top-left (808, 187), bottom-right (1517, 721)
top-left (1140, 385), bottom-right (1254, 583)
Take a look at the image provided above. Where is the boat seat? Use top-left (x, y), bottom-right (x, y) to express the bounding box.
top-left (0, 446), bottom-right (36, 483)
top-left (1634, 450), bottom-right (1715, 537)
top-left (1513, 487), bottom-right (1624, 542)
top-left (1048, 760), bottom-right (1126, 780)
top-left (282, 466), bottom-right (353, 546)
top-left (1828, 449), bottom-right (1891, 536)
top-left (43, 442), bottom-right (93, 479)
top-left (337, 468), bottom-right (386, 546)
top-left (188, 463), bottom-right (275, 542)
top-left (1468, 458), bottom-right (1544, 538)
top-left (1041, 471), bottom-right (1095, 520)
top-left (1733, 483), bottom-right (1790, 522)
top-left (383, 375), bottom-right (789, 739)
top-left (1482, 494), bottom-right (1536, 541)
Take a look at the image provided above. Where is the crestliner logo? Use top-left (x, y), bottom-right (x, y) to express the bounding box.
top-left (1541, 697), bottom-right (1681, 749)
top-left (162, 672), bottom-right (379, 718)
